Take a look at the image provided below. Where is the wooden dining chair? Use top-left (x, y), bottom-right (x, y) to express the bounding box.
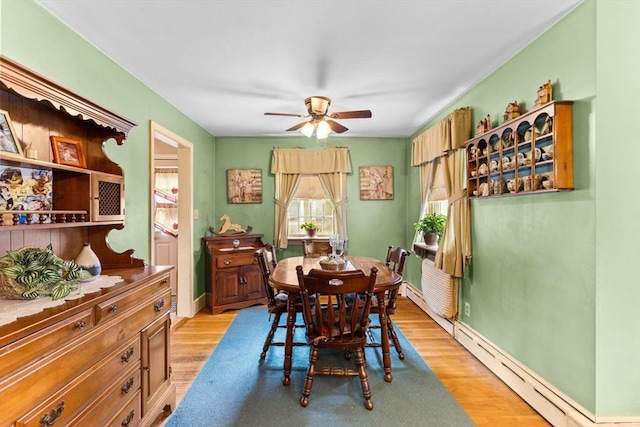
top-left (296, 265), bottom-right (378, 410)
top-left (254, 245), bottom-right (305, 360)
top-left (367, 245), bottom-right (411, 360)
top-left (301, 239), bottom-right (332, 257)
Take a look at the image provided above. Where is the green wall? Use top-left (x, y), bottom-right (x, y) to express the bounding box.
top-left (409, 0), bottom-right (640, 417)
top-left (0, 0), bottom-right (216, 291)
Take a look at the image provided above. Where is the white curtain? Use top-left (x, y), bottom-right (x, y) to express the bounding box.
top-left (271, 147), bottom-right (352, 249)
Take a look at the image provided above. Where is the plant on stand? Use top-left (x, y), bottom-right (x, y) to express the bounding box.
top-left (300, 221), bottom-right (320, 237)
top-left (414, 213), bottom-right (447, 246)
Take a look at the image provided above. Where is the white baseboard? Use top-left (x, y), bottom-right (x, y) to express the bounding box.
top-left (193, 294), bottom-right (206, 315)
top-left (404, 284), bottom-right (640, 427)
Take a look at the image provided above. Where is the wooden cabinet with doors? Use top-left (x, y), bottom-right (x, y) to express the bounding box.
top-left (0, 56), bottom-right (175, 426)
top-left (204, 234), bottom-right (267, 314)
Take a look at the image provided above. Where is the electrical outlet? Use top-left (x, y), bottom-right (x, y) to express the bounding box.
top-left (464, 302), bottom-right (471, 317)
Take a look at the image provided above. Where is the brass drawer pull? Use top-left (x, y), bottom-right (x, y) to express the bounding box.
top-left (109, 304), bottom-right (119, 313)
top-left (162, 277), bottom-right (169, 284)
top-left (40, 401), bottom-right (64, 426)
top-left (121, 377), bottom-right (135, 394)
top-left (154, 299), bottom-right (165, 312)
top-left (74, 320), bottom-right (86, 330)
top-left (223, 259), bottom-right (231, 265)
top-left (121, 347), bottom-right (135, 363)
top-left (121, 410), bottom-right (135, 427)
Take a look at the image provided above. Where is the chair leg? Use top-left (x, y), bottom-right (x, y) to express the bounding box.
top-left (301, 346), bottom-right (318, 407)
top-left (386, 317), bottom-right (405, 360)
top-left (260, 311), bottom-right (282, 360)
top-left (354, 347), bottom-right (373, 410)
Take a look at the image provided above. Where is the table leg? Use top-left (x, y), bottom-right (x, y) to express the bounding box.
top-left (376, 290), bottom-right (393, 382)
top-left (282, 297), bottom-right (295, 386)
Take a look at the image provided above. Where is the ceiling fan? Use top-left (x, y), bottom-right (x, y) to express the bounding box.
top-left (264, 96), bottom-right (372, 139)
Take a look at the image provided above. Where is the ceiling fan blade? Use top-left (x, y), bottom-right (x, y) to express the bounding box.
top-left (326, 120), bottom-right (349, 133)
top-left (330, 110), bottom-right (372, 119)
top-left (264, 112), bottom-right (308, 118)
top-left (286, 121), bottom-right (308, 132)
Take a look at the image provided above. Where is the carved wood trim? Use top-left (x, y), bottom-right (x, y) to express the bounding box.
top-left (0, 55), bottom-right (136, 139)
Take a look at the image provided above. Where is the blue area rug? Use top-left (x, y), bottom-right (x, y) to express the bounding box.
top-left (166, 307), bottom-right (474, 427)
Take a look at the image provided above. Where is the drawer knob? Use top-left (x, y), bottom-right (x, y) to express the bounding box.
top-left (121, 347), bottom-right (135, 363)
top-left (109, 304), bottom-right (119, 313)
top-left (224, 259), bottom-right (231, 265)
top-left (40, 401), bottom-right (64, 426)
top-left (75, 320), bottom-right (86, 330)
top-left (121, 410), bottom-right (135, 427)
top-left (154, 299), bottom-right (165, 312)
top-left (162, 277), bottom-right (169, 284)
top-left (121, 377), bottom-right (135, 394)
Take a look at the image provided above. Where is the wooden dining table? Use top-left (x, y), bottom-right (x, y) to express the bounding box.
top-left (269, 255), bottom-right (402, 385)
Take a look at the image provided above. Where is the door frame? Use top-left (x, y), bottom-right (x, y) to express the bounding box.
top-left (149, 121), bottom-right (196, 317)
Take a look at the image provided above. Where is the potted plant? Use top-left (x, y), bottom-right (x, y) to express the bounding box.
top-left (0, 244), bottom-right (91, 300)
top-left (300, 221), bottom-right (320, 237)
top-left (414, 213), bottom-right (446, 246)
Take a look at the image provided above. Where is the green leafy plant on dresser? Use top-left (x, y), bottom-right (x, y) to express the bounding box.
top-left (0, 244), bottom-right (91, 300)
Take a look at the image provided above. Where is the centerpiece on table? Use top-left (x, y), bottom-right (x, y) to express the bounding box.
top-left (0, 244), bottom-right (91, 300)
top-left (319, 234), bottom-right (347, 270)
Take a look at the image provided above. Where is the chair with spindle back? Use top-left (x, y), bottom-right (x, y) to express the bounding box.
top-left (296, 265), bottom-right (378, 410)
top-left (367, 245), bottom-right (410, 360)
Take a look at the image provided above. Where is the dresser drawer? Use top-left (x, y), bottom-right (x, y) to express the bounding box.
top-left (216, 254), bottom-right (255, 269)
top-left (14, 334), bottom-right (140, 427)
top-left (70, 365), bottom-right (141, 427)
top-left (0, 308), bottom-right (93, 379)
top-left (96, 274), bottom-right (170, 325)
top-left (106, 391), bottom-right (142, 427)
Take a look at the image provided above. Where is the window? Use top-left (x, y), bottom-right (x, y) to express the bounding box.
top-left (287, 175), bottom-right (335, 236)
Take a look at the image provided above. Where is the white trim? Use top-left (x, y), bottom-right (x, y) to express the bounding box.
top-left (149, 121), bottom-right (196, 318)
top-left (404, 283), bottom-right (640, 427)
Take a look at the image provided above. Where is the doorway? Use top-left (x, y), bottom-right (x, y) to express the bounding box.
top-left (149, 121), bottom-right (195, 318)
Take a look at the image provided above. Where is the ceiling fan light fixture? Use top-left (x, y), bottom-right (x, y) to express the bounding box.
top-left (300, 122), bottom-right (315, 138)
top-left (316, 120), bottom-right (331, 139)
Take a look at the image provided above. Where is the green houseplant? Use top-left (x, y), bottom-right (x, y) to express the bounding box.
top-left (300, 221), bottom-right (320, 237)
top-left (414, 213), bottom-right (447, 245)
top-left (0, 244), bottom-right (91, 300)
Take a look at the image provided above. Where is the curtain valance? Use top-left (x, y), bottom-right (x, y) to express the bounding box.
top-left (411, 107), bottom-right (472, 166)
top-left (271, 147), bottom-right (352, 174)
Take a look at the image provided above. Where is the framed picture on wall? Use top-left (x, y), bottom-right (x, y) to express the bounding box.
top-left (0, 109), bottom-right (23, 156)
top-left (227, 168), bottom-right (262, 204)
top-left (359, 165), bottom-right (393, 200)
top-left (50, 136), bottom-right (87, 168)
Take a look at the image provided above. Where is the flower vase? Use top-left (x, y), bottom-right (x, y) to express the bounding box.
top-left (76, 243), bottom-right (102, 281)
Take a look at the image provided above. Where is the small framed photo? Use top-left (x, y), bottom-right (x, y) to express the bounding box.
top-left (227, 168), bottom-right (262, 204)
top-left (0, 109), bottom-right (23, 156)
top-left (360, 165), bottom-right (393, 200)
top-left (50, 136), bottom-right (87, 168)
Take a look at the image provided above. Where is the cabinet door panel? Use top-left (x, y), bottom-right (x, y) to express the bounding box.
top-left (216, 269), bottom-right (241, 305)
top-left (242, 265), bottom-right (265, 301)
top-left (141, 314), bottom-right (171, 417)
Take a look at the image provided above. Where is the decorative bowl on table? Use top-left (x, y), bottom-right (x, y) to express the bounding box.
top-left (319, 256), bottom-right (347, 271)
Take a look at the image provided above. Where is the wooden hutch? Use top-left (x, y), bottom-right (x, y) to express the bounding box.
top-left (0, 57), bottom-right (175, 426)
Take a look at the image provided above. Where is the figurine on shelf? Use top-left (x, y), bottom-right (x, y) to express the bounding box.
top-left (209, 213), bottom-right (252, 235)
top-left (475, 114), bottom-right (491, 136)
top-left (540, 115), bottom-right (553, 135)
top-left (535, 80), bottom-right (553, 106)
top-left (503, 101), bottom-right (520, 121)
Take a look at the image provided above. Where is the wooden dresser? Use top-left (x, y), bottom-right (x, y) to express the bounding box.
top-left (0, 266), bottom-right (175, 427)
top-left (203, 234), bottom-right (267, 314)
top-left (0, 57), bottom-right (175, 425)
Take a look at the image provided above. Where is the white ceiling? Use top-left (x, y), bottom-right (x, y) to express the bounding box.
top-left (36, 0), bottom-right (581, 138)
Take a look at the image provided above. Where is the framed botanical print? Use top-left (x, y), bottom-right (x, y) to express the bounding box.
top-left (0, 109), bottom-right (23, 156)
top-left (227, 168), bottom-right (262, 204)
top-left (359, 165), bottom-right (393, 200)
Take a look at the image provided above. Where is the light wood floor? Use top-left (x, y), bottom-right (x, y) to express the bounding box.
top-left (166, 297), bottom-right (550, 426)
